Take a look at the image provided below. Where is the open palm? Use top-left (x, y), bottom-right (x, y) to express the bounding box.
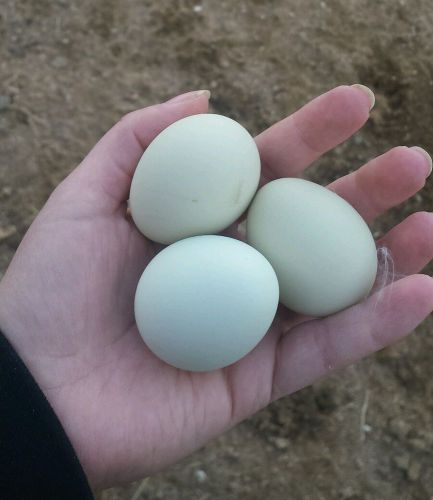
top-left (0, 87), bottom-right (432, 490)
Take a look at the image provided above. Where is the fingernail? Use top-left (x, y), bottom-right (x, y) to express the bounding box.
top-left (166, 89), bottom-right (211, 104)
top-left (352, 84), bottom-right (375, 110)
top-left (411, 146), bottom-right (432, 177)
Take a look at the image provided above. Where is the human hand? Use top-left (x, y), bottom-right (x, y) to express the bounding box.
top-left (0, 87), bottom-right (432, 489)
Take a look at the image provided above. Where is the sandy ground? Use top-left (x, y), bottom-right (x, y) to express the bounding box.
top-left (1, 0), bottom-right (433, 498)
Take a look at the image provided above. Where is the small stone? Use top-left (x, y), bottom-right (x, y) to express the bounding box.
top-left (272, 437), bottom-right (289, 450)
top-left (353, 134), bottom-right (364, 145)
top-left (340, 486), bottom-right (354, 498)
top-left (221, 59), bottom-right (230, 68)
top-left (408, 461), bottom-right (421, 482)
top-left (225, 451), bottom-right (240, 463)
top-left (393, 453), bottom-right (410, 471)
top-left (0, 225), bottom-right (16, 241)
top-left (194, 469), bottom-right (207, 483)
top-left (389, 418), bottom-right (411, 438)
top-left (193, 5), bottom-right (203, 12)
top-left (0, 95), bottom-right (12, 111)
top-left (410, 438), bottom-right (428, 451)
top-left (51, 56), bottom-right (67, 68)
top-left (2, 186), bottom-right (12, 196)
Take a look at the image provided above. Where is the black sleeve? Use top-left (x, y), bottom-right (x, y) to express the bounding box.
top-left (0, 331), bottom-right (94, 499)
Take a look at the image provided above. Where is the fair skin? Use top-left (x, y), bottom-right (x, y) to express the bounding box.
top-left (0, 86), bottom-right (432, 490)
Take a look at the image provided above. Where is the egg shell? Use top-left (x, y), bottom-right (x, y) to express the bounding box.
top-left (134, 235), bottom-right (279, 372)
top-left (246, 178), bottom-right (378, 316)
top-left (130, 114), bottom-right (261, 244)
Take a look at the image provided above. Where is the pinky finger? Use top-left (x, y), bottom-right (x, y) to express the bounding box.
top-left (271, 274), bottom-right (433, 400)
top-left (377, 211), bottom-right (433, 276)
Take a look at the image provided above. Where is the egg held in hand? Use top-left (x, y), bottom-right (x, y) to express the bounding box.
top-left (247, 178), bottom-right (378, 317)
top-left (134, 235), bottom-right (279, 372)
top-left (129, 114), bottom-right (261, 245)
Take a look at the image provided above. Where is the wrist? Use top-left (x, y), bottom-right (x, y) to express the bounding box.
top-left (0, 329), bottom-right (94, 497)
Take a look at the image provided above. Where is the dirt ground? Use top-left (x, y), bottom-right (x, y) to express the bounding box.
top-left (1, 0), bottom-right (433, 498)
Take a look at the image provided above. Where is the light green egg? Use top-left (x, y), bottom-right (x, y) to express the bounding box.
top-left (134, 235), bottom-right (279, 372)
top-left (247, 178), bottom-right (378, 317)
top-left (130, 114), bottom-right (261, 244)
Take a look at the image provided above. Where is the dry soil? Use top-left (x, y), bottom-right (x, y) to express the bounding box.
top-left (1, 1), bottom-right (433, 499)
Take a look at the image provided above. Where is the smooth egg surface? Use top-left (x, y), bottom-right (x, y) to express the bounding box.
top-left (247, 178), bottom-right (378, 316)
top-left (130, 114), bottom-right (261, 244)
top-left (134, 235), bottom-right (279, 371)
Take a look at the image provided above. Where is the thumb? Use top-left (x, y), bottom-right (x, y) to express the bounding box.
top-left (58, 90), bottom-right (211, 211)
